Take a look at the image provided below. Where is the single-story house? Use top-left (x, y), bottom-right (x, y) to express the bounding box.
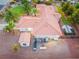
top-left (54, 0), bottom-right (79, 2)
top-left (16, 5), bottom-right (62, 47)
top-left (16, 15), bottom-right (62, 47)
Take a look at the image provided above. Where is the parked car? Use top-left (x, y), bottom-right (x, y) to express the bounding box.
top-left (62, 25), bottom-right (75, 35)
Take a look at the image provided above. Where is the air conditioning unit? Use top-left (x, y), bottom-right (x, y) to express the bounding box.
top-left (27, 28), bottom-right (33, 32)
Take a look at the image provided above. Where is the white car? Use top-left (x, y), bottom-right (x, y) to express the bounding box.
top-left (62, 25), bottom-right (75, 35)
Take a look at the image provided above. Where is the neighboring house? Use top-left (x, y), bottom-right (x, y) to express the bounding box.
top-left (54, 0), bottom-right (79, 2)
top-left (0, 0), bottom-right (12, 14)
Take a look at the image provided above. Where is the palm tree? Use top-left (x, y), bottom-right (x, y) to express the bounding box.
top-left (71, 9), bottom-right (79, 31)
top-left (5, 9), bottom-right (19, 22)
top-left (61, 2), bottom-right (75, 16)
top-left (12, 44), bottom-right (20, 53)
top-left (4, 20), bottom-right (15, 32)
top-left (72, 9), bottom-right (79, 24)
top-left (21, 0), bottom-right (32, 15)
top-left (21, 0), bottom-right (38, 16)
top-left (45, 0), bottom-right (53, 5)
top-left (32, 0), bottom-right (38, 7)
top-left (31, 7), bottom-right (38, 16)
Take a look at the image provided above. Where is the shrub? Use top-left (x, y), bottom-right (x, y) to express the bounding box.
top-left (5, 9), bottom-right (19, 22)
top-left (61, 2), bottom-right (70, 12)
top-left (21, 0), bottom-right (32, 15)
top-left (75, 2), bottom-right (79, 9)
top-left (56, 6), bottom-right (65, 16)
top-left (32, 0), bottom-right (43, 4)
top-left (45, 0), bottom-right (53, 5)
top-left (32, 0), bottom-right (39, 4)
top-left (65, 5), bottom-right (75, 15)
top-left (12, 44), bottom-right (20, 53)
top-left (72, 9), bottom-right (79, 24)
top-left (4, 21), bottom-right (15, 32)
top-left (61, 15), bottom-right (72, 25)
top-left (31, 7), bottom-right (38, 16)
top-left (61, 2), bottom-right (75, 16)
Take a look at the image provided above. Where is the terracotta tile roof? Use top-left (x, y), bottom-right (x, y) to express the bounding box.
top-left (33, 22), bottom-right (61, 35)
top-left (16, 4), bottom-right (62, 36)
top-left (16, 17), bottom-right (43, 31)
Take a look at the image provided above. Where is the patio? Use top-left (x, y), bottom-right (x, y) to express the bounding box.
top-left (0, 31), bottom-right (20, 55)
top-left (0, 31), bottom-right (79, 59)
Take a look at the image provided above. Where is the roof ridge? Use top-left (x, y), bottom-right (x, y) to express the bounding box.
top-left (33, 20), bottom-right (45, 33)
top-left (34, 20), bottom-right (61, 35)
top-left (46, 21), bottom-right (61, 35)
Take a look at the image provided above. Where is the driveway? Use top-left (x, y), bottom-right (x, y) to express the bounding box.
top-left (0, 38), bottom-right (77, 59)
top-left (66, 38), bottom-right (79, 58)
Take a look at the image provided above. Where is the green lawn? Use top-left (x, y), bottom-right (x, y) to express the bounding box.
top-left (10, 5), bottom-right (25, 16)
top-left (61, 16), bottom-right (72, 25)
top-left (62, 19), bottom-right (70, 25)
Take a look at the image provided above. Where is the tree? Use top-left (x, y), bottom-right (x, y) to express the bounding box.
top-left (32, 0), bottom-right (43, 4)
top-left (5, 9), bottom-right (19, 22)
top-left (21, 0), bottom-right (32, 15)
top-left (12, 44), bottom-right (20, 53)
top-left (65, 5), bottom-right (75, 15)
top-left (32, 0), bottom-right (38, 3)
top-left (72, 9), bottom-right (79, 24)
top-left (45, 0), bottom-right (53, 5)
top-left (4, 20), bottom-right (15, 32)
top-left (21, 0), bottom-right (38, 16)
top-left (61, 2), bottom-right (70, 14)
top-left (61, 2), bottom-right (75, 16)
top-left (31, 7), bottom-right (38, 16)
top-left (75, 2), bottom-right (79, 9)
top-left (32, 0), bottom-right (38, 7)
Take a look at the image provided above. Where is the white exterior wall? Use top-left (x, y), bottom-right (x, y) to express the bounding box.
top-left (35, 35), bottom-right (60, 40)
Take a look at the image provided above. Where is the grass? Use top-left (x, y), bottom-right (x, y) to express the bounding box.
top-left (62, 19), bottom-right (70, 25)
top-left (10, 5), bottom-right (25, 16)
top-left (61, 16), bottom-right (72, 25)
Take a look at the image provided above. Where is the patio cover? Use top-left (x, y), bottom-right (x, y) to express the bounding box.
top-left (19, 32), bottom-right (31, 47)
